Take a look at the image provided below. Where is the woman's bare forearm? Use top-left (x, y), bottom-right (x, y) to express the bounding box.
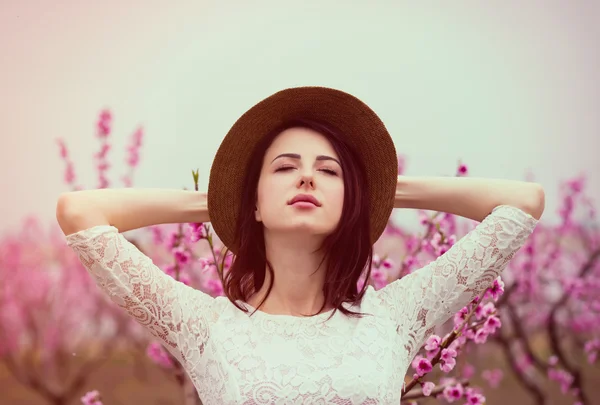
top-left (56, 188), bottom-right (209, 235)
top-left (394, 176), bottom-right (545, 222)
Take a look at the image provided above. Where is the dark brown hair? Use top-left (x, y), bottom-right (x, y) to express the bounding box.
top-left (222, 118), bottom-right (374, 319)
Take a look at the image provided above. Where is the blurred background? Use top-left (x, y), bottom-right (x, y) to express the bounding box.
top-left (1, 1), bottom-right (599, 404)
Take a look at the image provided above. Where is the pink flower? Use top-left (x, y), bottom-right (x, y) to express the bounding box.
top-left (462, 363), bottom-right (475, 379)
top-left (146, 341), bottom-right (175, 369)
top-left (456, 163), bottom-right (468, 176)
top-left (403, 255), bottom-right (418, 273)
top-left (482, 368), bottom-right (504, 388)
top-left (189, 222), bottom-right (206, 242)
top-left (440, 348), bottom-right (457, 372)
top-left (174, 249), bottom-right (190, 265)
top-left (96, 109), bottom-right (112, 138)
top-left (441, 358), bottom-right (456, 373)
top-left (414, 357), bottom-right (433, 376)
top-left (483, 315), bottom-right (502, 334)
top-left (465, 391), bottom-right (486, 405)
top-left (164, 265), bottom-right (176, 278)
top-left (481, 302), bottom-right (496, 317)
top-left (424, 335), bottom-right (441, 351)
top-left (548, 368), bottom-right (574, 394)
top-left (371, 268), bottom-right (388, 289)
top-left (204, 278), bottom-right (224, 296)
top-left (443, 383), bottom-right (464, 402)
top-left (441, 347), bottom-right (457, 362)
top-left (81, 390), bottom-right (103, 405)
top-left (422, 382), bottom-right (435, 396)
top-left (454, 306), bottom-right (469, 327)
top-left (473, 328), bottom-right (489, 344)
top-left (488, 277), bottom-right (505, 300)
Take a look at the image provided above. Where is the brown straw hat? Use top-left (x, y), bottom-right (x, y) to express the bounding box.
top-left (207, 86), bottom-right (398, 254)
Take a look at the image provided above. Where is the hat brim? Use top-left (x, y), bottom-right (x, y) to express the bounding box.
top-left (207, 86), bottom-right (397, 254)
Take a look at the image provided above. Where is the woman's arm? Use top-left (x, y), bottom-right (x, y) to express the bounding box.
top-left (56, 188), bottom-right (209, 235)
top-left (56, 188), bottom-right (215, 368)
top-left (378, 176), bottom-right (544, 360)
top-left (394, 176), bottom-right (545, 221)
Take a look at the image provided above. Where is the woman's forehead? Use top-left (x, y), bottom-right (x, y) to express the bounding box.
top-left (266, 127), bottom-right (337, 157)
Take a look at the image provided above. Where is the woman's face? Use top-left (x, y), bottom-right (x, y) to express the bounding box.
top-left (255, 127), bottom-right (344, 238)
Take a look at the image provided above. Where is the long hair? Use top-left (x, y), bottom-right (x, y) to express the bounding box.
top-left (222, 118), bottom-right (374, 319)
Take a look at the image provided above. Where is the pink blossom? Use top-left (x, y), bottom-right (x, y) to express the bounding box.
top-left (413, 356), bottom-right (433, 376)
top-left (422, 381), bottom-right (435, 396)
top-left (440, 348), bottom-right (457, 372)
top-left (462, 363), bottom-right (475, 379)
top-left (483, 315), bottom-right (502, 334)
top-left (96, 109), bottom-right (112, 138)
top-left (81, 390), bottom-right (103, 405)
top-left (443, 383), bottom-right (464, 402)
top-left (203, 278), bottom-right (224, 296)
top-left (482, 368), bottom-right (504, 388)
top-left (441, 347), bottom-right (457, 362)
top-left (424, 335), bottom-right (441, 351)
top-left (189, 222), bottom-right (206, 242)
top-left (453, 306), bottom-right (469, 327)
top-left (403, 255), bottom-right (418, 273)
top-left (473, 328), bottom-right (489, 344)
top-left (480, 302), bottom-right (496, 318)
top-left (548, 368), bottom-right (574, 394)
top-left (515, 354), bottom-right (534, 373)
top-left (146, 341), bottom-right (175, 369)
top-left (174, 249), bottom-right (190, 265)
top-left (179, 273), bottom-right (192, 286)
top-left (441, 358), bottom-right (456, 373)
top-left (487, 277), bottom-right (505, 300)
top-left (164, 265), bottom-right (176, 278)
top-left (370, 268), bottom-right (388, 289)
top-left (456, 163), bottom-right (468, 176)
top-left (381, 258), bottom-right (394, 269)
top-left (465, 390), bottom-right (486, 405)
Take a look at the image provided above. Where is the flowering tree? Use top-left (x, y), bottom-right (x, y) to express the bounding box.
top-left (0, 110), bottom-right (146, 405)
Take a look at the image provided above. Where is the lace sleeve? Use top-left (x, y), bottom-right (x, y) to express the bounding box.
top-left (66, 225), bottom-right (216, 368)
top-left (376, 205), bottom-right (538, 360)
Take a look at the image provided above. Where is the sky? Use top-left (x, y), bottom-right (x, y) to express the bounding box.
top-left (1, 1), bottom-right (599, 234)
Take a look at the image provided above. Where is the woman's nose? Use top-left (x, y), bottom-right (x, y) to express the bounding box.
top-left (297, 174), bottom-right (315, 190)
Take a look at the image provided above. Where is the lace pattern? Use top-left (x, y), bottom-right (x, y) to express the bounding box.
top-left (66, 226), bottom-right (218, 369)
top-left (66, 205), bottom-right (538, 404)
top-left (375, 205), bottom-right (539, 360)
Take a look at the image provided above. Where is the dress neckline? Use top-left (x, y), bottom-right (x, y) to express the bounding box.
top-left (236, 300), bottom-right (337, 322)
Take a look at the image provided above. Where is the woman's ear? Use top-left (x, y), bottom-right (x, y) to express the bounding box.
top-left (255, 205), bottom-right (262, 222)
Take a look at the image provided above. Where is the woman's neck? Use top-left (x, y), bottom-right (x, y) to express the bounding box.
top-left (247, 232), bottom-right (331, 316)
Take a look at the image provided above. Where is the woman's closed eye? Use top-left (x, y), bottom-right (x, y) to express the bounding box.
top-left (319, 168), bottom-right (339, 176)
top-left (274, 166), bottom-right (339, 176)
top-left (274, 165), bottom-right (296, 173)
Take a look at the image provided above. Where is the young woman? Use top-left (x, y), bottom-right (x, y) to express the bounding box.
top-left (57, 87), bottom-right (544, 404)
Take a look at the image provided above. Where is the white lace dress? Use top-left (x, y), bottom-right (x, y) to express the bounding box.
top-left (65, 205), bottom-right (538, 404)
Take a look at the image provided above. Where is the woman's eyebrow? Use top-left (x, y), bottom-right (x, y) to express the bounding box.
top-left (271, 153), bottom-right (341, 166)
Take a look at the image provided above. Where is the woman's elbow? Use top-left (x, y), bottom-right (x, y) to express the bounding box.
top-left (56, 193), bottom-right (80, 235)
top-left (56, 192), bottom-right (101, 236)
top-left (525, 183), bottom-right (545, 220)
